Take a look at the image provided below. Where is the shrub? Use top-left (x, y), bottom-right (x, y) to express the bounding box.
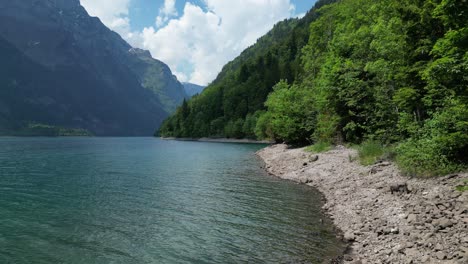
top-left (396, 99), bottom-right (468, 177)
top-left (455, 180), bottom-right (468, 192)
top-left (357, 140), bottom-right (386, 166)
top-left (396, 138), bottom-right (456, 176)
top-left (255, 111), bottom-right (274, 140)
top-left (305, 141), bottom-right (333, 153)
top-left (262, 81), bottom-right (316, 144)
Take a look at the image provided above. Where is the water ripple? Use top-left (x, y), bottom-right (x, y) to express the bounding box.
top-left (0, 138), bottom-right (344, 263)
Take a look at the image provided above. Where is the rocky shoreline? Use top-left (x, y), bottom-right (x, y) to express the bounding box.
top-left (257, 144), bottom-right (468, 264)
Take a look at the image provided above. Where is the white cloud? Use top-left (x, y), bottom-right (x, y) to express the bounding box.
top-left (142, 0), bottom-right (295, 85)
top-left (156, 0), bottom-right (178, 27)
top-left (296, 12), bottom-right (306, 18)
top-left (81, 0), bottom-right (297, 85)
top-left (80, 0), bottom-right (130, 34)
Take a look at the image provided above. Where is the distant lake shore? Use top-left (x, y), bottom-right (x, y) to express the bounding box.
top-left (160, 137), bottom-right (274, 144)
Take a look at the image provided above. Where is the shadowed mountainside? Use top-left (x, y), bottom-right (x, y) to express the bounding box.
top-left (0, 0), bottom-right (185, 136)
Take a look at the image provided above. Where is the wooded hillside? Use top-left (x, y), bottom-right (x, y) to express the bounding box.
top-left (160, 0), bottom-right (467, 176)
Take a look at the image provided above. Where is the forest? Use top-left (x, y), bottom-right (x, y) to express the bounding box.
top-left (159, 0), bottom-right (467, 176)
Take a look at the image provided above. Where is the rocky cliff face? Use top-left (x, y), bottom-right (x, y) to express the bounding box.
top-left (0, 0), bottom-right (185, 136)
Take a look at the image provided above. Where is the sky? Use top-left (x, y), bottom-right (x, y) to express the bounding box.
top-left (80, 0), bottom-right (317, 85)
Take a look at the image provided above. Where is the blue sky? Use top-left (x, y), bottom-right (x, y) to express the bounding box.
top-left (81, 0), bottom-right (318, 85)
top-left (128, 0), bottom-right (314, 31)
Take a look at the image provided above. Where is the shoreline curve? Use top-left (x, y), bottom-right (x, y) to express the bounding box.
top-left (257, 144), bottom-right (468, 263)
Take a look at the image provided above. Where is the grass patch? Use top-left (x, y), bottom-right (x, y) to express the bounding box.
top-left (356, 140), bottom-right (394, 166)
top-left (456, 180), bottom-right (468, 192)
top-left (305, 141), bottom-right (333, 153)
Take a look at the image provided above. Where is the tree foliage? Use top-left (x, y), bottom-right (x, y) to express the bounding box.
top-left (158, 0), bottom-right (337, 139)
top-left (160, 0), bottom-right (467, 175)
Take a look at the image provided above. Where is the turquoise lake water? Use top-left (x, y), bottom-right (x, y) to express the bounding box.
top-left (0, 137), bottom-right (343, 263)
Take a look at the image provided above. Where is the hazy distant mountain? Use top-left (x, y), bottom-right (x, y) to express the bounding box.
top-left (127, 48), bottom-right (187, 113)
top-left (0, 0), bottom-right (185, 136)
top-left (183, 83), bottom-right (206, 97)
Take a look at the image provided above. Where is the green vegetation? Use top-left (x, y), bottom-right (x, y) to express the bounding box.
top-left (128, 49), bottom-right (187, 114)
top-left (158, 0), bottom-right (337, 139)
top-left (12, 123), bottom-right (93, 137)
top-left (160, 0), bottom-right (467, 176)
top-left (356, 141), bottom-right (394, 166)
top-left (305, 141), bottom-right (333, 153)
top-left (456, 180), bottom-right (468, 192)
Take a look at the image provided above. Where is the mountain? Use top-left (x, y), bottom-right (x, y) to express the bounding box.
top-left (159, 0), bottom-right (336, 139)
top-left (127, 48), bottom-right (186, 113)
top-left (183, 83), bottom-right (205, 97)
top-left (0, 0), bottom-right (185, 136)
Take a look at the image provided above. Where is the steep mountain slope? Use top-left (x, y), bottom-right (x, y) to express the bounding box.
top-left (183, 83), bottom-right (205, 97)
top-left (0, 0), bottom-right (185, 136)
top-left (127, 48), bottom-right (187, 113)
top-left (159, 0), bottom-right (336, 138)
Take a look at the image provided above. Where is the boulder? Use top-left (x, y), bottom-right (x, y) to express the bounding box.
top-left (390, 182), bottom-right (409, 194)
top-left (407, 214), bottom-right (418, 223)
top-left (436, 251), bottom-right (446, 260)
top-left (438, 218), bottom-right (454, 229)
top-left (344, 232), bottom-right (356, 242)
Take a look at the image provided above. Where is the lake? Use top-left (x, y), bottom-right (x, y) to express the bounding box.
top-left (0, 137), bottom-right (343, 263)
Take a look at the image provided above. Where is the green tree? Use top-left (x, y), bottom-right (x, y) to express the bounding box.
top-left (261, 81), bottom-right (316, 144)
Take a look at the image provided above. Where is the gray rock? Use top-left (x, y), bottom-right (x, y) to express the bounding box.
top-left (404, 248), bottom-right (420, 258)
top-left (407, 214), bottom-right (418, 223)
top-left (435, 243), bottom-right (444, 251)
top-left (423, 232), bottom-right (434, 240)
top-left (383, 228), bottom-right (392, 235)
top-left (390, 182), bottom-right (409, 194)
top-left (438, 218), bottom-right (454, 229)
top-left (436, 251), bottom-right (446, 260)
top-left (344, 232), bottom-right (356, 242)
top-left (420, 255), bottom-right (430, 262)
top-left (403, 242), bottom-right (414, 249)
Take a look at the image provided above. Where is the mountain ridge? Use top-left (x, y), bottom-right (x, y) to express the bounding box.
top-left (0, 0), bottom-right (185, 136)
top-left (183, 82), bottom-right (206, 97)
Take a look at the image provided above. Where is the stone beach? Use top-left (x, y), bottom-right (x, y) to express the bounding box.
top-left (257, 144), bottom-right (468, 263)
